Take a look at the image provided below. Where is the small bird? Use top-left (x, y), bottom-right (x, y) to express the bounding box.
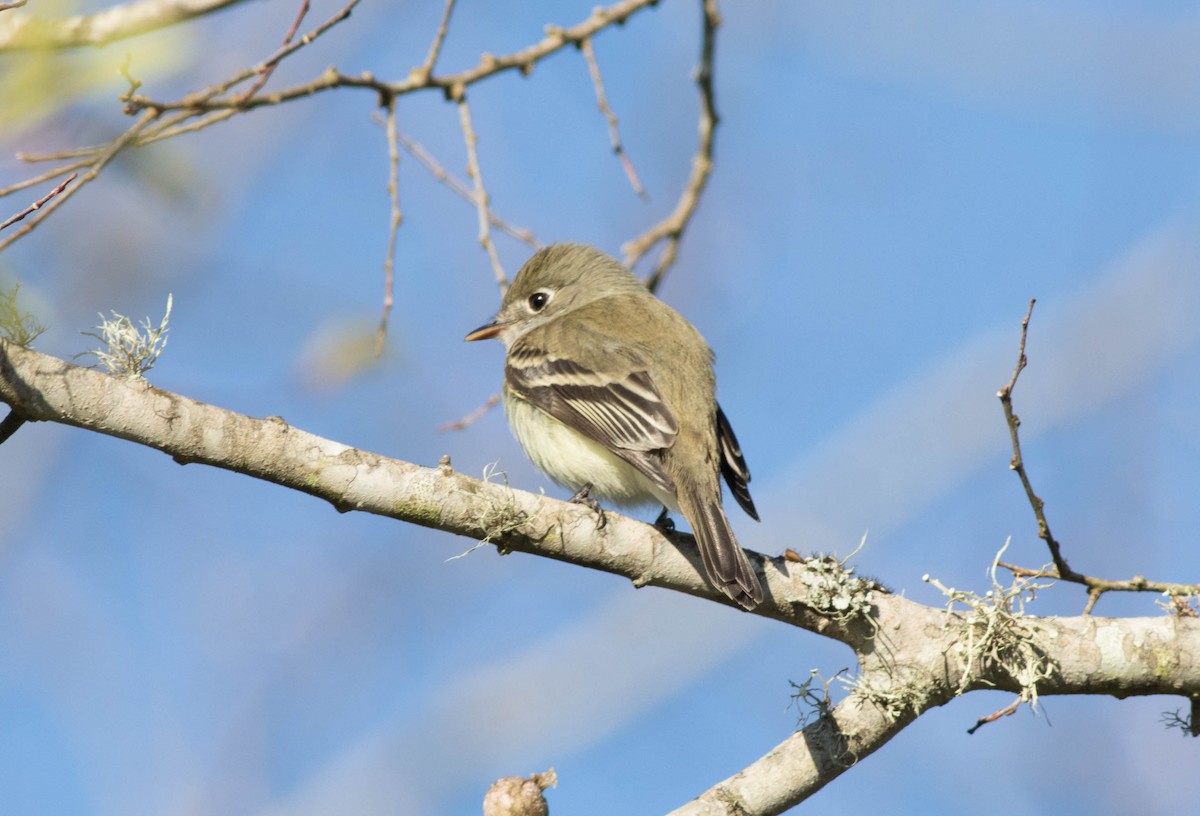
top-left (465, 243), bottom-right (764, 610)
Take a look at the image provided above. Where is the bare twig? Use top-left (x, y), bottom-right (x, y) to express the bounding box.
top-left (454, 91), bottom-right (507, 292)
top-left (124, 0), bottom-right (662, 115)
top-left (1, 0), bottom-right (360, 249)
top-left (0, 111), bottom-right (156, 252)
top-left (622, 0), bottom-right (721, 292)
top-left (580, 37), bottom-right (647, 199)
top-left (376, 95), bottom-right (402, 358)
top-left (997, 299), bottom-right (1200, 611)
top-left (140, 109), bottom-right (239, 144)
top-left (6, 0), bottom-right (652, 245)
top-left (117, 53), bottom-right (144, 102)
top-left (0, 1), bottom-right (29, 13)
top-left (6, 0), bottom-right (656, 247)
top-left (438, 393), bottom-right (501, 432)
top-left (1161, 700), bottom-right (1200, 738)
top-left (997, 299), bottom-right (1073, 578)
top-left (966, 696), bottom-right (1023, 735)
top-left (0, 160), bottom-right (91, 198)
top-left (411, 0), bottom-right (457, 83)
top-left (396, 132), bottom-right (538, 249)
top-left (0, 173), bottom-right (76, 232)
top-left (0, 0), bottom-right (248, 51)
top-left (124, 0), bottom-right (361, 115)
top-left (234, 0), bottom-right (311, 104)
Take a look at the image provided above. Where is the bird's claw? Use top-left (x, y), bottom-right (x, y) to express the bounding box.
top-left (569, 482), bottom-right (606, 529)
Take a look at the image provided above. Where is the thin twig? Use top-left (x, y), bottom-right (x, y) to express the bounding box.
top-left (0, 160), bottom-right (91, 198)
top-left (997, 299), bottom-right (1200, 611)
top-left (0, 1), bottom-right (29, 12)
top-left (411, 0), bottom-right (457, 83)
top-left (622, 0), bottom-right (721, 292)
top-left (966, 696), bottom-right (1023, 735)
top-left (124, 0), bottom-right (361, 114)
top-left (15, 145), bottom-right (100, 163)
top-left (455, 91), bottom-right (507, 292)
top-left (117, 52), bottom-right (142, 102)
top-left (124, 0), bottom-right (661, 114)
top-left (580, 37), bottom-right (647, 199)
top-left (2, 0), bottom-right (357, 242)
top-left (396, 132), bottom-right (538, 248)
top-left (140, 109), bottom-right (239, 144)
top-left (234, 0), bottom-right (311, 103)
top-left (0, 173), bottom-right (76, 231)
top-left (997, 299), bottom-right (1073, 578)
top-left (438, 393), bottom-right (501, 432)
top-left (0, 111), bottom-right (156, 252)
top-left (376, 95), bottom-right (402, 358)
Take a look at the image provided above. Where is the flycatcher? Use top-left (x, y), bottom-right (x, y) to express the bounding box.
top-left (465, 243), bottom-right (764, 610)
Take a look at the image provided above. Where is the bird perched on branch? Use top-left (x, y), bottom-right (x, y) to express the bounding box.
top-left (466, 243), bottom-right (763, 610)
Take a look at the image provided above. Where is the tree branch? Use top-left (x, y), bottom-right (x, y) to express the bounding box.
top-left (394, 131), bottom-right (539, 249)
top-left (410, 0), bottom-right (457, 84)
top-left (232, 0), bottom-right (311, 104)
top-left (0, 110), bottom-right (156, 252)
top-left (0, 337), bottom-right (795, 617)
top-left (623, 0), bottom-right (721, 291)
top-left (0, 407), bottom-right (26, 444)
top-left (124, 0), bottom-right (663, 115)
top-left (580, 36), bottom-right (647, 199)
top-left (0, 172), bottom-right (76, 232)
top-left (454, 91), bottom-right (508, 292)
top-left (998, 299), bottom-right (1200, 611)
top-left (376, 94), bottom-right (402, 358)
top-left (0, 0), bottom-right (248, 51)
top-left (4, 338), bottom-right (1199, 815)
top-left (670, 700), bottom-right (912, 816)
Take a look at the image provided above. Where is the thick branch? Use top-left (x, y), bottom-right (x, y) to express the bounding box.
top-left (674, 586), bottom-right (1200, 815)
top-left (671, 700), bottom-right (912, 816)
top-left (4, 339), bottom-right (1200, 686)
top-left (0, 338), bottom-right (811, 623)
top-left (0, 0), bottom-right (247, 51)
top-left (4, 339), bottom-right (1200, 813)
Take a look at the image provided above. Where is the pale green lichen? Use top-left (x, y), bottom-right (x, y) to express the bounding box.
top-left (0, 282), bottom-right (46, 346)
top-left (446, 464), bottom-right (527, 561)
top-left (924, 539), bottom-right (1057, 709)
top-left (796, 541), bottom-right (879, 625)
top-left (79, 294), bottom-right (172, 381)
top-left (842, 671), bottom-right (929, 723)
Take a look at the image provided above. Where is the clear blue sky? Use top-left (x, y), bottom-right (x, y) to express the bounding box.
top-left (2, 1), bottom-right (1199, 813)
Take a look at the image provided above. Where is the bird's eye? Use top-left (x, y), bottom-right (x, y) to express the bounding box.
top-left (528, 291), bottom-right (551, 312)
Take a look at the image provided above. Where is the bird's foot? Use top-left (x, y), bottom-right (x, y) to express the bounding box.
top-left (653, 506), bottom-right (676, 533)
top-left (569, 482), bottom-right (606, 529)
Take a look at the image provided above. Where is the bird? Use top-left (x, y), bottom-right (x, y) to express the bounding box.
top-left (465, 243), bottom-right (763, 609)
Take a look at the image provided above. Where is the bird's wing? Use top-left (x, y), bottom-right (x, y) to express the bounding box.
top-left (716, 403), bottom-right (759, 521)
top-left (506, 331), bottom-right (679, 494)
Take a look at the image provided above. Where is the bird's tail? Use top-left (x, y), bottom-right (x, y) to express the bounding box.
top-left (678, 488), bottom-right (764, 610)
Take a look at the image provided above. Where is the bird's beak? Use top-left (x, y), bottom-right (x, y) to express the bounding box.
top-left (464, 319), bottom-right (509, 342)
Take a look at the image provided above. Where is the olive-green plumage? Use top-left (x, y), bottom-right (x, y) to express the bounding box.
top-left (466, 244), bottom-right (762, 610)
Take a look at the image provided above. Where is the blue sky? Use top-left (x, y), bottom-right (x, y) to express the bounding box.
top-left (2, 1), bottom-right (1199, 813)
